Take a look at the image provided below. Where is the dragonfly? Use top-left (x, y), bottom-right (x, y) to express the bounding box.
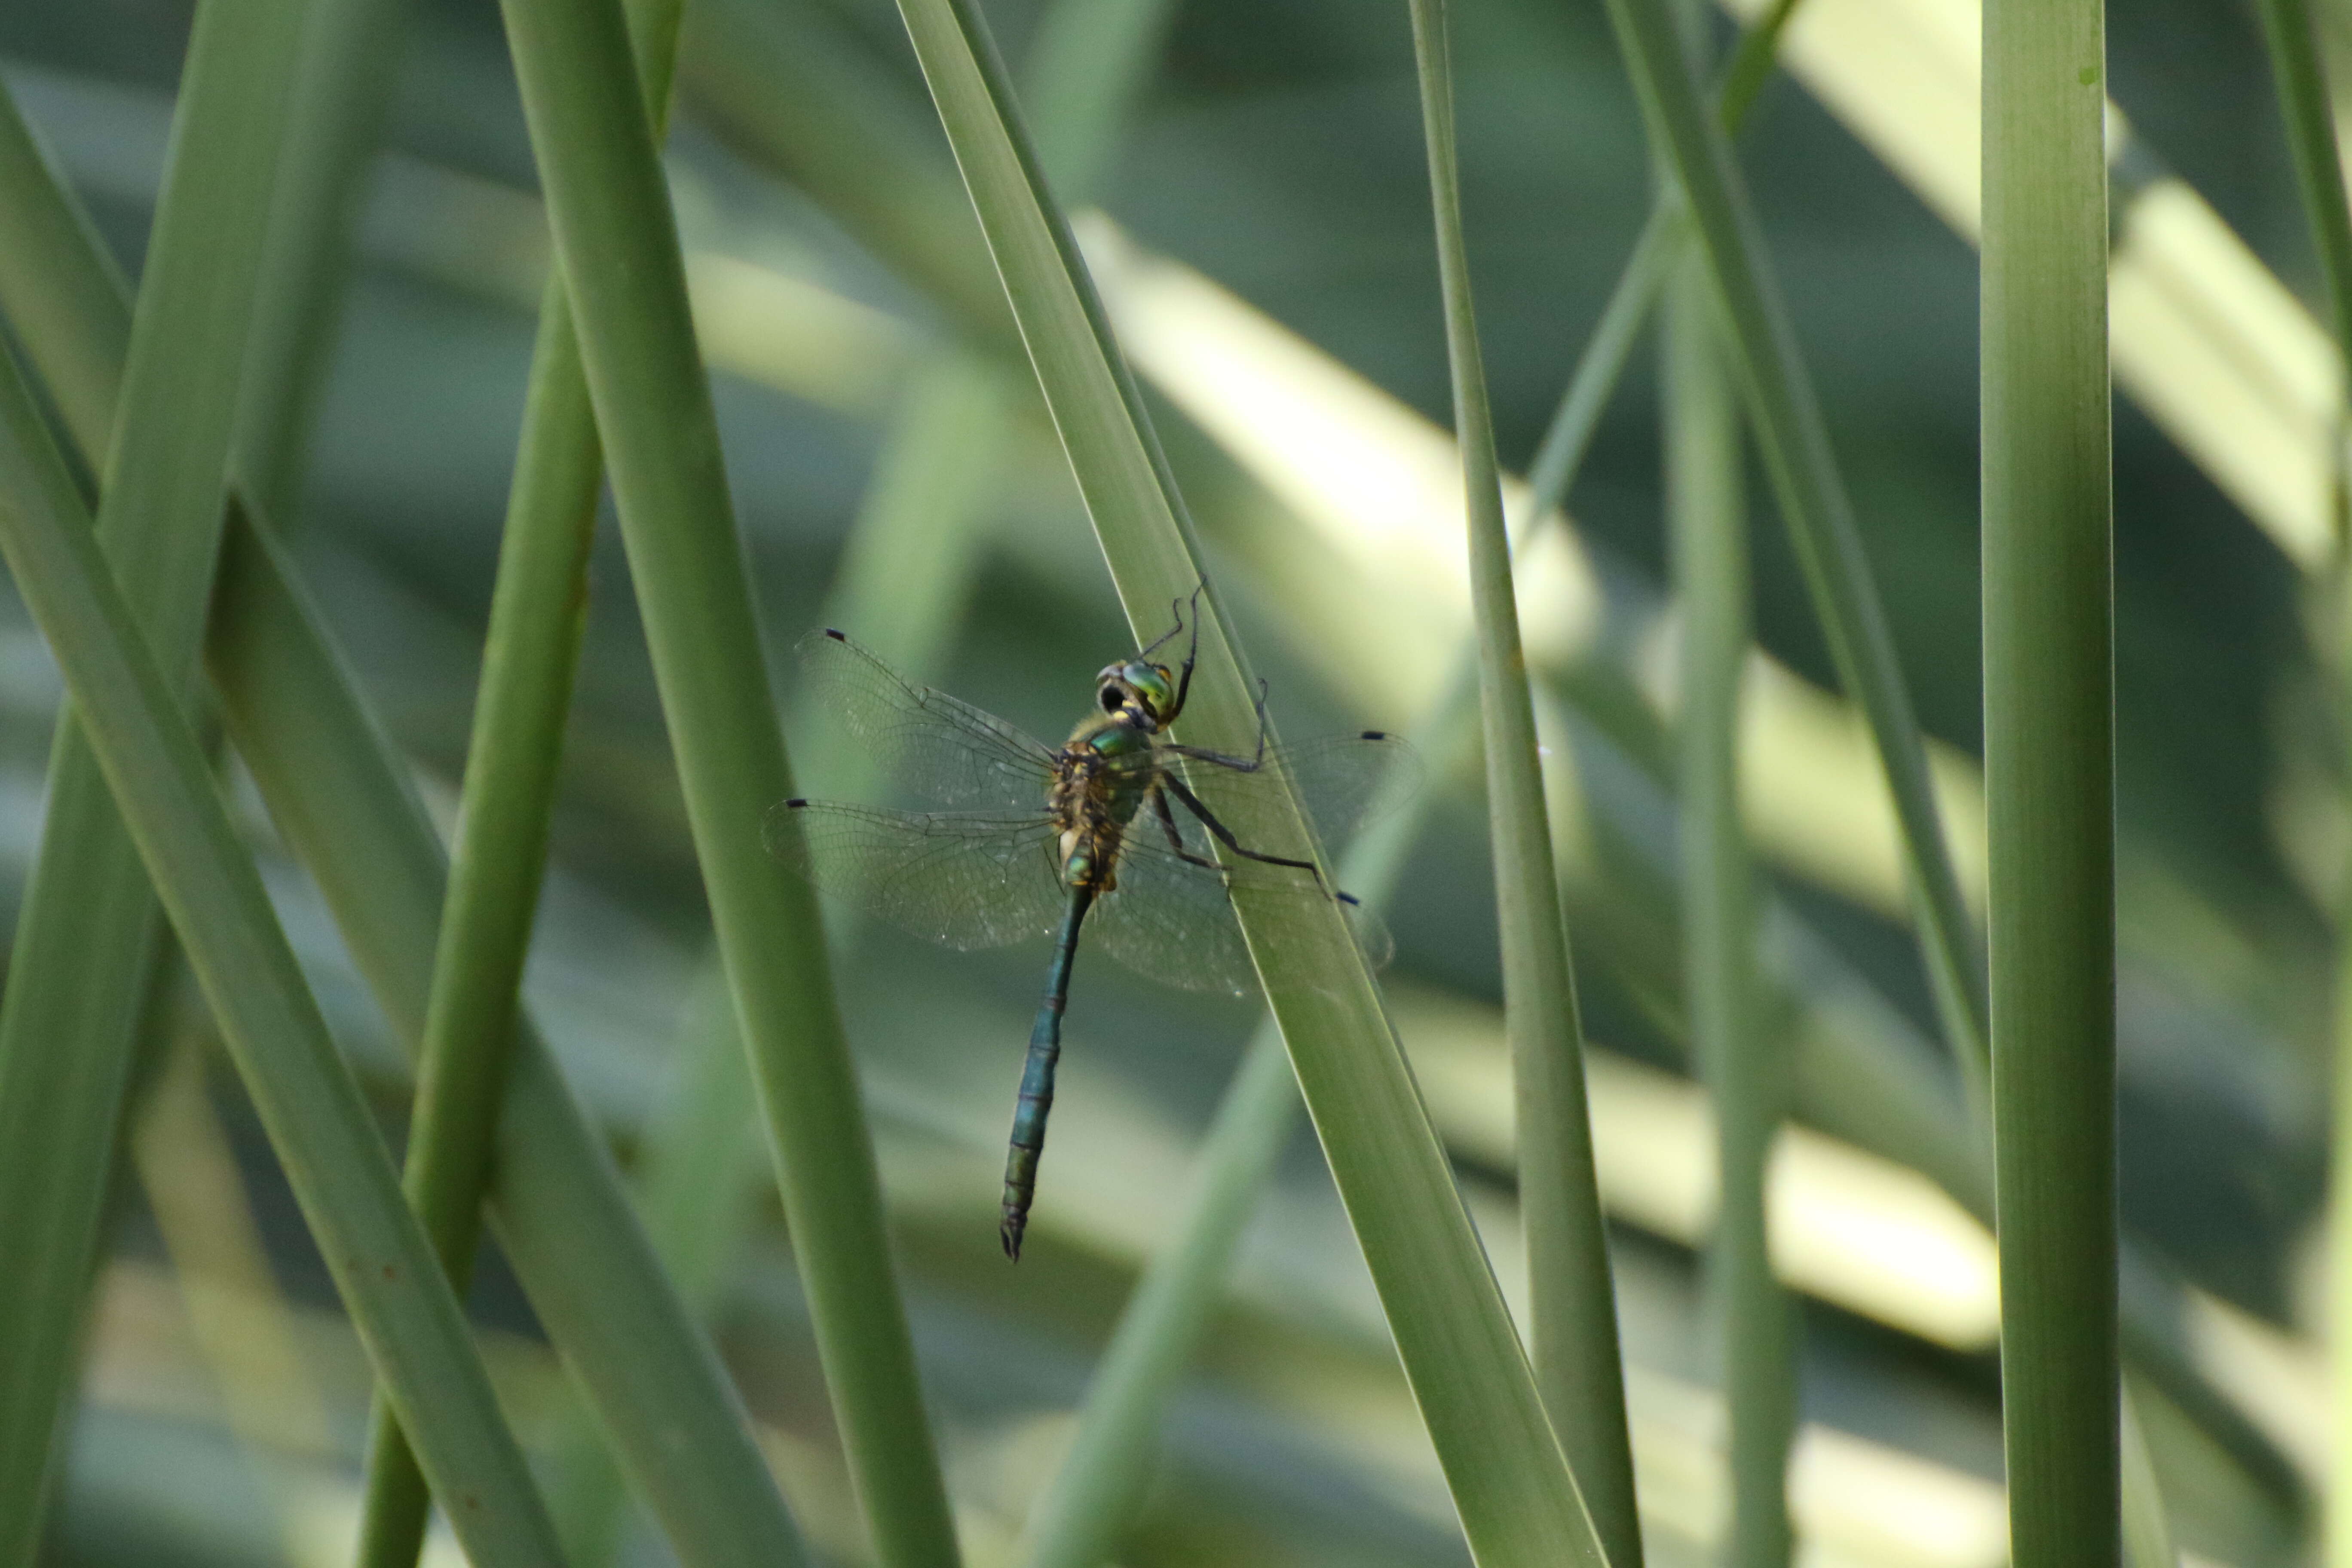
top-left (765, 595), bottom-right (1412, 1259)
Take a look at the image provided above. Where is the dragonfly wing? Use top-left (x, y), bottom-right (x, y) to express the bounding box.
top-left (798, 628), bottom-right (1058, 811)
top-left (1087, 827), bottom-right (1260, 998)
top-left (1159, 729), bottom-right (1422, 852)
top-left (1091, 823), bottom-right (1396, 997)
top-left (765, 800), bottom-right (1067, 951)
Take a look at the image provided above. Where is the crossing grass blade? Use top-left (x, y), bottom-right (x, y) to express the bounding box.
top-left (0, 92), bottom-right (127, 450)
top-left (882, 0), bottom-right (1605, 1557)
top-left (350, 270), bottom-right (606, 1568)
top-left (682, 0), bottom-right (1020, 354)
top-left (210, 505), bottom-right (820, 1568)
top-left (0, 5), bottom-right (323, 1555)
top-left (0, 299), bottom-right (567, 1568)
top-left (228, 0), bottom-right (405, 521)
top-left (0, 72), bottom-right (815, 1568)
top-left (2244, 3), bottom-right (2352, 1559)
top-left (1520, 0), bottom-right (1799, 524)
top-left (542, 349), bottom-right (1015, 1568)
top-left (491, 0), bottom-right (964, 1560)
top-left (1663, 212), bottom-right (1792, 1568)
top-left (350, 0), bottom-right (699, 1556)
top-left (1406, 0), bottom-right (1639, 1559)
top-left (1981, 0), bottom-right (2120, 1558)
top-left (1589, 0), bottom-right (1989, 1104)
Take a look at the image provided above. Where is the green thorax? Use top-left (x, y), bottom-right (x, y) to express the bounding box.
top-left (1050, 714), bottom-right (1161, 888)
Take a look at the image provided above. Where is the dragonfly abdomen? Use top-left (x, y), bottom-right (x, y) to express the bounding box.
top-left (1001, 882), bottom-right (1099, 1260)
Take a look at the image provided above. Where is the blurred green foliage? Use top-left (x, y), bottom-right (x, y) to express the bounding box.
top-left (0, 0), bottom-right (2338, 1563)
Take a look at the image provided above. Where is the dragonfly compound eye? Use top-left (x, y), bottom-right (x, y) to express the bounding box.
top-left (1124, 661), bottom-right (1176, 722)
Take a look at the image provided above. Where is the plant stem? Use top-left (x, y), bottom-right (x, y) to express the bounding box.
top-left (1981, 0), bottom-right (2119, 1559)
top-left (0, 84), bottom-right (814, 1562)
top-left (1665, 207), bottom-right (1792, 1568)
top-left (0, 270), bottom-right (568, 1568)
top-left (494, 0), bottom-right (962, 1556)
top-left (1591, 0), bottom-right (1988, 1110)
top-left (351, 0), bottom-right (698, 1556)
top-left (1407, 0), bottom-right (1638, 1559)
top-left (2242, 5), bottom-right (2352, 1562)
top-left (0, 3), bottom-right (316, 1553)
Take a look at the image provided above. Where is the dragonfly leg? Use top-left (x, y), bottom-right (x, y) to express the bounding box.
top-left (1155, 581), bottom-right (1209, 724)
top-left (1164, 676), bottom-right (1277, 772)
top-left (1163, 774), bottom-right (1326, 884)
top-left (1149, 783), bottom-right (1227, 872)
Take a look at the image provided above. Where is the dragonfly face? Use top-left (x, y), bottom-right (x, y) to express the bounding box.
top-left (1092, 656), bottom-right (1180, 731)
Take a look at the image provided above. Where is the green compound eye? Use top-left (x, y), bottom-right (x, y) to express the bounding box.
top-left (1123, 660), bottom-right (1176, 723)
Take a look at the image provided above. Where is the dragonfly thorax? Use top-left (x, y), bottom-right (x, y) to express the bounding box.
top-left (1048, 717), bottom-right (1159, 893)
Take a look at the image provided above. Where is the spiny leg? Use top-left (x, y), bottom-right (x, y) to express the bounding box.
top-left (1164, 675), bottom-right (1277, 772)
top-left (1163, 775), bottom-right (1324, 882)
top-left (1162, 775), bottom-right (1372, 914)
top-left (1149, 783), bottom-right (1227, 873)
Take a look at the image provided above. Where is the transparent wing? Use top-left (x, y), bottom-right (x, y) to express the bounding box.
top-left (1136, 729), bottom-right (1422, 851)
top-left (1087, 830), bottom-right (1262, 997)
top-left (1088, 805), bottom-right (1396, 998)
top-left (764, 799), bottom-right (1067, 951)
top-left (797, 628), bottom-right (1058, 811)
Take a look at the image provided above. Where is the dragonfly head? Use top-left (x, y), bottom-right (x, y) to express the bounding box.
top-left (1095, 658), bottom-right (1179, 731)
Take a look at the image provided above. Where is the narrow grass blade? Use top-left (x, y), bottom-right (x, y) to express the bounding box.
top-left (1522, 0), bottom-right (1799, 524)
top-left (0, 82), bottom-right (814, 1568)
top-left (542, 961), bottom-right (764, 1567)
top-left (1664, 218), bottom-right (1791, 1568)
top-left (1590, 0), bottom-right (1989, 1102)
top-left (352, 0), bottom-right (698, 1556)
top-left (1408, 1), bottom-right (1638, 1559)
top-left (567, 0), bottom-right (1159, 1546)
top-left (0, 322), bottom-right (566, 1568)
top-left (212, 502), bottom-right (818, 1568)
top-left (492, 0), bottom-right (963, 1559)
top-left (229, 0), bottom-right (407, 521)
top-left (1019, 0), bottom-right (1179, 194)
top-left (1982, 0), bottom-right (2120, 1559)
top-left (0, 6), bottom-right (318, 1554)
top-left (0, 92), bottom-right (127, 450)
top-left (351, 266), bottom-right (604, 1568)
top-left (882, 0), bottom-right (1602, 1557)
top-left (546, 347), bottom-right (1013, 1568)
top-left (682, 0), bottom-right (1020, 354)
top-left (2253, 0), bottom-right (2352, 355)
top-left (2244, 5), bottom-right (2352, 1561)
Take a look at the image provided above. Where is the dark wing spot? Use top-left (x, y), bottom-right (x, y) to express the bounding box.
top-left (785, 798), bottom-right (808, 808)
top-left (823, 628), bottom-right (848, 642)
top-left (1361, 730), bottom-right (1388, 741)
